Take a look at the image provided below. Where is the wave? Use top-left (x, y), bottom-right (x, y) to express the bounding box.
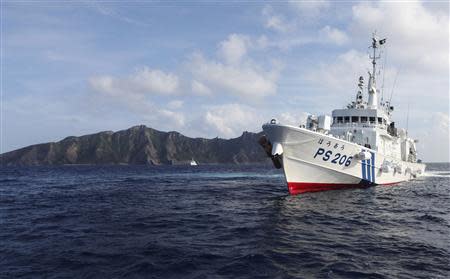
top-left (148, 172), bottom-right (284, 179)
top-left (193, 172), bottom-right (284, 179)
top-left (0, 178), bottom-right (19, 183)
top-left (423, 171), bottom-right (450, 178)
top-left (194, 172), bottom-right (284, 179)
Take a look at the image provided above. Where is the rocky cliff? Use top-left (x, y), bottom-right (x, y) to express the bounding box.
top-left (0, 125), bottom-right (269, 166)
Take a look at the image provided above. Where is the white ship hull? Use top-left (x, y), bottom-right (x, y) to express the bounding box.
top-left (263, 123), bottom-right (426, 195)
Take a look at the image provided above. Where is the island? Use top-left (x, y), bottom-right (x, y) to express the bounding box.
top-left (0, 125), bottom-right (269, 166)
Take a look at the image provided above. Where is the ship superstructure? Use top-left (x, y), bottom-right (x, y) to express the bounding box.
top-left (260, 34), bottom-right (425, 194)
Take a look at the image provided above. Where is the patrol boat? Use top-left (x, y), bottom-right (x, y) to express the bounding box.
top-left (259, 35), bottom-right (426, 195)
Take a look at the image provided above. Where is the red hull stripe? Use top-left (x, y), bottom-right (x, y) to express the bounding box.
top-left (287, 182), bottom-right (361, 195)
top-left (287, 181), bottom-right (401, 195)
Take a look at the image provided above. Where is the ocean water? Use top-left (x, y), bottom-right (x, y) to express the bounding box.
top-left (1, 163), bottom-right (449, 279)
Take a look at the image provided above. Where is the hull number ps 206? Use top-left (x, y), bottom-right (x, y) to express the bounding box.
top-left (314, 148), bottom-right (352, 166)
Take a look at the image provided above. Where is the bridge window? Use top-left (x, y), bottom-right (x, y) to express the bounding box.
top-left (344, 116), bottom-right (350, 123)
top-left (377, 117), bottom-right (382, 124)
top-left (361, 116), bottom-right (368, 122)
top-left (337, 116), bottom-right (343, 123)
top-left (351, 116), bottom-right (359, 123)
top-left (369, 117), bottom-right (376, 124)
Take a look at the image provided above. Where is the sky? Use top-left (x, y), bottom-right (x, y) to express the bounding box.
top-left (1, 0), bottom-right (449, 162)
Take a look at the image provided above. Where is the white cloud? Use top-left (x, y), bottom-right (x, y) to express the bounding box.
top-left (258, 36), bottom-right (315, 51)
top-left (167, 100), bottom-right (184, 109)
top-left (89, 67), bottom-right (179, 97)
top-left (289, 0), bottom-right (330, 18)
top-left (191, 80), bottom-right (212, 96)
top-left (301, 1), bottom-right (448, 109)
top-left (158, 109), bottom-right (185, 127)
top-left (319, 26), bottom-right (349, 45)
top-left (277, 111), bottom-right (310, 127)
top-left (266, 15), bottom-right (289, 33)
top-left (255, 35), bottom-right (270, 49)
top-left (130, 67), bottom-right (179, 94)
top-left (350, 1), bottom-right (448, 74)
top-left (186, 33), bottom-right (283, 100)
top-left (89, 75), bottom-right (116, 96)
top-left (191, 103), bottom-right (312, 139)
top-left (218, 34), bottom-right (251, 65)
top-left (88, 67), bottom-right (184, 130)
top-left (258, 5), bottom-right (349, 50)
top-left (189, 52), bottom-right (280, 99)
top-left (262, 5), bottom-right (293, 33)
top-left (304, 49), bottom-right (369, 92)
top-left (89, 2), bottom-right (150, 26)
top-left (201, 104), bottom-right (262, 138)
top-left (416, 112), bottom-right (450, 162)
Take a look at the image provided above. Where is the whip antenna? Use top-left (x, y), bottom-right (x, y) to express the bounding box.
top-left (389, 68), bottom-right (400, 104)
top-left (406, 102), bottom-right (410, 136)
top-left (381, 48), bottom-right (387, 102)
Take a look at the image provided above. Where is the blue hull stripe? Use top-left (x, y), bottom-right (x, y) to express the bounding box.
top-left (361, 158), bottom-right (366, 180)
top-left (360, 150), bottom-right (376, 183)
top-left (371, 152), bottom-right (375, 183)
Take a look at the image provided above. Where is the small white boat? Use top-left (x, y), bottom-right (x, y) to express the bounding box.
top-left (190, 159), bottom-right (198, 166)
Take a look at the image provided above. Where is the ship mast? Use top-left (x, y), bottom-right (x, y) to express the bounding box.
top-left (370, 36), bottom-right (378, 81)
top-left (367, 33), bottom-right (386, 109)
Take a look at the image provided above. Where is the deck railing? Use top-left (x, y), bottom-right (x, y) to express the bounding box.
top-left (331, 123), bottom-right (385, 129)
